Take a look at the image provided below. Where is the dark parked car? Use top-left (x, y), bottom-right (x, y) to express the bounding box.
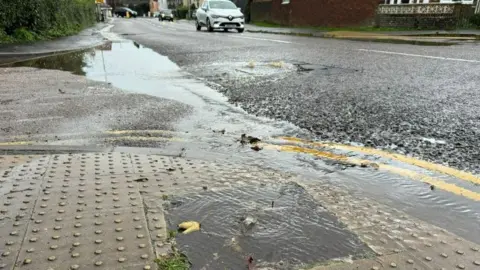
top-left (114, 7), bottom-right (137, 18)
top-left (158, 9), bottom-right (174, 21)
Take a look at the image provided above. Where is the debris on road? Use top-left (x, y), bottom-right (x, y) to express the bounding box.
top-left (58, 89), bottom-right (65, 94)
top-left (213, 128), bottom-right (226, 134)
top-left (247, 256), bottom-right (254, 270)
top-left (178, 221), bottom-right (201, 234)
top-left (430, 185), bottom-right (435, 191)
top-left (251, 145), bottom-right (263, 151)
top-left (269, 61), bottom-right (285, 68)
top-left (240, 134), bottom-right (262, 144)
top-left (134, 177), bottom-right (148, 182)
top-left (241, 215), bottom-right (257, 233)
top-left (167, 168), bottom-right (176, 172)
top-left (247, 60), bottom-right (255, 68)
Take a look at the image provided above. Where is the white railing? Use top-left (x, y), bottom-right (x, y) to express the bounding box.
top-left (384, 0), bottom-right (474, 4)
top-left (377, 3), bottom-right (456, 14)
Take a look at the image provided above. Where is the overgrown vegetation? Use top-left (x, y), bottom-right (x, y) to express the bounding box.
top-left (167, 230), bottom-right (177, 241)
top-left (174, 6), bottom-right (190, 19)
top-left (0, 0), bottom-right (96, 44)
top-left (470, 14), bottom-right (480, 28)
top-left (155, 253), bottom-right (190, 270)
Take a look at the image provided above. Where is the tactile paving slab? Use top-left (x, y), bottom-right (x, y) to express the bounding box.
top-left (0, 152), bottom-right (479, 270)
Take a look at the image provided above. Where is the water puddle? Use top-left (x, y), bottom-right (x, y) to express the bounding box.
top-left (164, 182), bottom-right (372, 269)
top-left (6, 50), bottom-right (88, 75)
top-left (4, 40), bottom-right (305, 144)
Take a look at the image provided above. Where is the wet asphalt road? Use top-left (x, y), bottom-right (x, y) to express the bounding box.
top-left (0, 19), bottom-right (479, 246)
top-left (111, 18), bottom-right (480, 174)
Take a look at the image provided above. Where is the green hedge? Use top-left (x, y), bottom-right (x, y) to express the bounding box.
top-left (0, 0), bottom-right (96, 43)
top-left (471, 14), bottom-right (480, 28)
top-left (174, 6), bottom-right (189, 19)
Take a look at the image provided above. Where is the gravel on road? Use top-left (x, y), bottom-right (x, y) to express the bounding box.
top-left (111, 19), bottom-right (480, 174)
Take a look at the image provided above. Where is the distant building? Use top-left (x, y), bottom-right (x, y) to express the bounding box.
top-left (250, 0), bottom-right (382, 27)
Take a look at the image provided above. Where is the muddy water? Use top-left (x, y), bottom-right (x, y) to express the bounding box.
top-left (165, 182), bottom-right (372, 269)
top-left (84, 41), bottom-right (306, 139)
top-left (5, 40), bottom-right (305, 141)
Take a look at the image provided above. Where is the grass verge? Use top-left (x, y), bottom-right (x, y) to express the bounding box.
top-left (251, 21), bottom-right (410, 32)
top-left (0, 24), bottom-right (90, 45)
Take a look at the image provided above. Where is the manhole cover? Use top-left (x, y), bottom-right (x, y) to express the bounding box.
top-left (164, 182), bottom-right (371, 269)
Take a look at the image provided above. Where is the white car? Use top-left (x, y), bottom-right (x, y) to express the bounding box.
top-left (195, 0), bottom-right (245, 33)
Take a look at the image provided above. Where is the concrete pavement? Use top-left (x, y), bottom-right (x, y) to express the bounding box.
top-left (0, 22), bottom-right (112, 65)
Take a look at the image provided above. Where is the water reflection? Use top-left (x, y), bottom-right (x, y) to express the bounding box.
top-left (7, 50), bottom-right (89, 76)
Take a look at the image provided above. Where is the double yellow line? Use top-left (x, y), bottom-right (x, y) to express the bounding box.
top-left (1, 130), bottom-right (479, 201)
top-left (271, 137), bottom-right (480, 201)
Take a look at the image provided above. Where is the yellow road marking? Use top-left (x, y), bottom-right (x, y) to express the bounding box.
top-left (105, 130), bottom-right (177, 135)
top-left (263, 143), bottom-right (480, 201)
top-left (0, 141), bottom-right (34, 146)
top-left (279, 137), bottom-right (480, 186)
top-left (104, 136), bottom-right (184, 142)
top-left (1, 132), bottom-right (478, 201)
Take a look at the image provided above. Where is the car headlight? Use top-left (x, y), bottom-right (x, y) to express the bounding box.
top-left (238, 16), bottom-right (244, 19)
top-left (211, 14), bottom-right (220, 19)
top-left (161, 14), bottom-right (165, 17)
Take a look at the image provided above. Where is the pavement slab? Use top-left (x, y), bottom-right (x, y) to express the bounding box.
top-left (1, 152), bottom-right (479, 270)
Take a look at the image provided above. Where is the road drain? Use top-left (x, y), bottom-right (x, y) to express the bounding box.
top-left (164, 182), bottom-right (371, 269)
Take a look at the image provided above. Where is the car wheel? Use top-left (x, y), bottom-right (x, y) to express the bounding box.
top-left (207, 18), bottom-right (214, 32)
top-left (224, 28), bottom-right (228, 32)
top-left (237, 28), bottom-right (244, 33)
top-left (196, 20), bottom-right (201, 31)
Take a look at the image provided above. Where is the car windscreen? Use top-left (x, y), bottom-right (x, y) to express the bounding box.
top-left (163, 10), bottom-right (172, 14)
top-left (209, 1), bottom-right (237, 9)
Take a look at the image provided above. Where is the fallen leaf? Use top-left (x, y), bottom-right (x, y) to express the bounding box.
top-left (178, 221), bottom-right (201, 234)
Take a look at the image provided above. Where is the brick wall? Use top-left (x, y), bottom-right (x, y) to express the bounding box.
top-left (251, 0), bottom-right (382, 27)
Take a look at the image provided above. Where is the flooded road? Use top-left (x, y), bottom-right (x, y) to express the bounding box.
top-left (0, 23), bottom-right (479, 267)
